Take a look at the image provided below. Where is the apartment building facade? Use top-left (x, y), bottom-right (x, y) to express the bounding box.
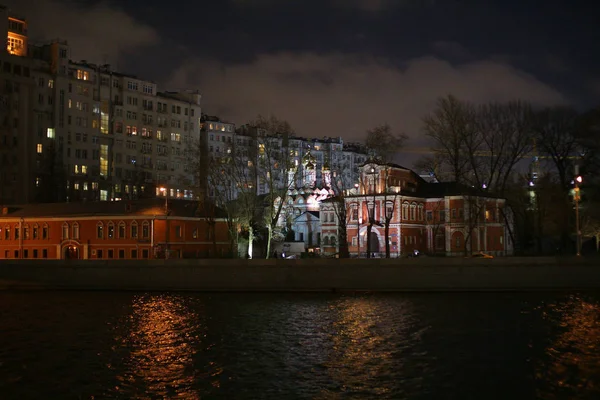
top-left (1, 6), bottom-right (202, 205)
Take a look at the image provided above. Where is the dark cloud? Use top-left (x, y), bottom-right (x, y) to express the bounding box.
top-left (6, 0), bottom-right (581, 152)
top-left (169, 52), bottom-right (566, 145)
top-left (5, 0), bottom-right (159, 64)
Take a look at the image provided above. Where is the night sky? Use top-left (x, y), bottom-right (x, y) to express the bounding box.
top-left (9, 0), bottom-right (600, 148)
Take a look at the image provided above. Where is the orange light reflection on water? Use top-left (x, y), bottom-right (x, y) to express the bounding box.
top-left (535, 295), bottom-right (600, 399)
top-left (114, 294), bottom-right (208, 399)
top-left (318, 297), bottom-right (419, 398)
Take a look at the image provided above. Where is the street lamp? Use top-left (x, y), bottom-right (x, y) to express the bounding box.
top-left (357, 216), bottom-right (362, 258)
top-left (574, 175), bottom-right (582, 257)
top-left (159, 187), bottom-right (169, 259)
top-left (367, 166), bottom-right (377, 258)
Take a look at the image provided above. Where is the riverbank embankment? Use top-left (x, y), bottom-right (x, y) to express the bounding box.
top-left (1, 257), bottom-right (599, 292)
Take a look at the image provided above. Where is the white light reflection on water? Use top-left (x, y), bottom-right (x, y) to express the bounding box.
top-left (110, 294), bottom-right (209, 399)
top-left (316, 296), bottom-right (429, 399)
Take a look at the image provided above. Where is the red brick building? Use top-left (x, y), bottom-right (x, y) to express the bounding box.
top-left (320, 162), bottom-right (513, 257)
top-left (0, 199), bottom-right (231, 260)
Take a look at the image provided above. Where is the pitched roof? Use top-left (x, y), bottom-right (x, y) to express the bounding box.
top-left (0, 198), bottom-right (227, 218)
top-left (412, 182), bottom-right (503, 199)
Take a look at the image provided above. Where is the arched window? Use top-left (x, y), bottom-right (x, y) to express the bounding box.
top-left (402, 202), bottom-right (409, 220)
top-left (4, 225), bottom-right (10, 240)
top-left (62, 222), bottom-right (69, 239)
top-left (107, 221), bottom-right (115, 239)
top-left (323, 236), bottom-right (330, 245)
top-left (42, 223), bottom-right (48, 239)
top-left (330, 236), bottom-right (337, 245)
top-left (386, 201), bottom-right (395, 220)
top-left (131, 221), bottom-right (138, 238)
top-left (33, 223), bottom-right (39, 239)
top-left (410, 203), bottom-right (417, 220)
top-left (72, 222), bottom-right (80, 239)
top-left (97, 222), bottom-right (104, 239)
top-left (118, 221), bottom-right (126, 238)
top-left (142, 221), bottom-right (150, 239)
top-left (23, 224), bottom-right (30, 240)
top-left (418, 204), bottom-right (424, 221)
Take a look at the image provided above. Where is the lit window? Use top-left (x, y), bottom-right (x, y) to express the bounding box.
top-left (107, 222), bottom-right (115, 239)
top-left (48, 79), bottom-right (54, 88)
top-left (47, 128), bottom-right (55, 139)
top-left (77, 70), bottom-right (89, 80)
top-left (36, 144), bottom-right (42, 153)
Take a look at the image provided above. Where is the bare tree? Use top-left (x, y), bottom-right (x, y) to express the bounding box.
top-left (413, 154), bottom-right (451, 183)
top-left (468, 102), bottom-right (526, 191)
top-left (424, 200), bottom-right (446, 255)
top-left (532, 106), bottom-right (581, 251)
top-left (365, 124), bottom-right (407, 258)
top-left (249, 114), bottom-right (299, 259)
top-left (328, 165), bottom-right (354, 258)
top-left (422, 95), bottom-right (473, 184)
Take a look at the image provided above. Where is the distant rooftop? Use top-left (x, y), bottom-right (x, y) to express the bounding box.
top-left (0, 198), bottom-right (226, 219)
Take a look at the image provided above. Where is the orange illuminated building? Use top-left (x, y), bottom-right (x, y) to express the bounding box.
top-left (0, 199), bottom-right (231, 260)
top-left (2, 6), bottom-right (27, 57)
top-left (320, 162), bottom-right (513, 257)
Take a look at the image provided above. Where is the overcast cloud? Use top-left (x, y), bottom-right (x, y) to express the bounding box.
top-left (5, 0), bottom-right (159, 64)
top-left (168, 53), bottom-right (566, 144)
top-left (7, 0), bottom-right (572, 149)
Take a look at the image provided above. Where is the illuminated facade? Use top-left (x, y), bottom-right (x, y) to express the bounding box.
top-left (0, 3), bottom-right (203, 204)
top-left (321, 162), bottom-right (514, 257)
top-left (0, 199), bottom-right (231, 260)
top-left (32, 53), bottom-right (203, 202)
top-left (0, 7), bottom-right (36, 204)
top-left (1, 6), bottom-right (27, 57)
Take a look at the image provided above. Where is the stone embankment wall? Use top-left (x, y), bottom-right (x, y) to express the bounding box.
top-left (1, 257), bottom-right (599, 292)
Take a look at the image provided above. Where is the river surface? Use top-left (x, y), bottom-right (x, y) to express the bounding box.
top-left (1, 291), bottom-right (599, 399)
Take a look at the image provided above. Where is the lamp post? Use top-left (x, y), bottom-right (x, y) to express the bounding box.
top-left (357, 216), bottom-right (362, 258)
top-left (160, 187), bottom-right (169, 259)
top-left (367, 166), bottom-right (378, 258)
top-left (354, 183), bottom-right (360, 257)
top-left (574, 174), bottom-right (582, 257)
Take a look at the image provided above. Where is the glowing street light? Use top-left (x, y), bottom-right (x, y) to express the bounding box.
top-left (159, 187), bottom-right (169, 259)
top-left (574, 175), bottom-right (582, 257)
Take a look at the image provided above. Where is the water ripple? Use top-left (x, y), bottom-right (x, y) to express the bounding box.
top-left (1, 291), bottom-right (600, 399)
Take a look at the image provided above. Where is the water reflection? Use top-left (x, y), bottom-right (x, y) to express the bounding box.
top-left (536, 294), bottom-right (600, 399)
top-left (320, 296), bottom-right (426, 399)
top-left (113, 294), bottom-right (205, 399)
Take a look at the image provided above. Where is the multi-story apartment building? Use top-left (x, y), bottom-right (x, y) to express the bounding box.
top-left (199, 114), bottom-right (236, 199)
top-left (1, 6), bottom-right (202, 204)
top-left (0, 7), bottom-right (36, 205)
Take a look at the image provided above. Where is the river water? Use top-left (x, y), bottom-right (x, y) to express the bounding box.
top-left (1, 291), bottom-right (599, 399)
